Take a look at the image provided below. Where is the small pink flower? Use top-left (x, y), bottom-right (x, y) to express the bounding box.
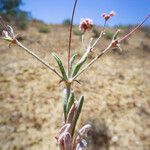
top-left (101, 13), bottom-right (106, 18)
top-left (79, 18), bottom-right (93, 32)
top-left (101, 10), bottom-right (116, 21)
top-left (109, 11), bottom-right (116, 17)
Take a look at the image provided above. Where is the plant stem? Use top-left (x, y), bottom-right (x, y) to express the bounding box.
top-left (81, 34), bottom-right (86, 49)
top-left (16, 40), bottom-right (63, 79)
top-left (68, 0), bottom-right (78, 77)
top-left (73, 44), bottom-right (111, 80)
top-left (64, 83), bottom-right (71, 122)
top-left (72, 12), bottom-right (150, 80)
top-left (118, 14), bottom-right (150, 43)
top-left (90, 31), bottom-right (104, 49)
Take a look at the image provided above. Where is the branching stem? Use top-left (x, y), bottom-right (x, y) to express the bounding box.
top-left (118, 14), bottom-right (150, 43)
top-left (73, 43), bottom-right (111, 80)
top-left (91, 31), bottom-right (104, 49)
top-left (16, 40), bottom-right (63, 79)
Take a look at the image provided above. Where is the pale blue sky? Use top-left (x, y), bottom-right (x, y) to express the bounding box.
top-left (21, 0), bottom-right (150, 26)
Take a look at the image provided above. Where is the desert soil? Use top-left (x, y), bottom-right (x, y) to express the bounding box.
top-left (0, 23), bottom-right (150, 150)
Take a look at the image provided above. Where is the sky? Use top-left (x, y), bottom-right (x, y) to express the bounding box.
top-left (21, 0), bottom-right (150, 26)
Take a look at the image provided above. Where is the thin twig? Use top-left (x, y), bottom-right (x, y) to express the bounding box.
top-left (72, 43), bottom-right (111, 80)
top-left (118, 14), bottom-right (150, 43)
top-left (81, 34), bottom-right (86, 50)
top-left (72, 29), bottom-right (122, 80)
top-left (73, 17), bottom-right (149, 80)
top-left (16, 40), bottom-right (63, 79)
top-left (86, 20), bottom-right (106, 52)
top-left (90, 19), bottom-right (107, 49)
top-left (91, 31), bottom-right (104, 49)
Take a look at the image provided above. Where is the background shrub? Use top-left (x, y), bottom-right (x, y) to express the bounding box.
top-left (92, 27), bottom-right (100, 38)
top-left (62, 19), bottom-right (71, 26)
top-left (141, 26), bottom-right (150, 38)
top-left (38, 26), bottom-right (50, 33)
top-left (0, 0), bottom-right (30, 30)
top-left (73, 28), bottom-right (83, 36)
top-left (105, 29), bottom-right (114, 40)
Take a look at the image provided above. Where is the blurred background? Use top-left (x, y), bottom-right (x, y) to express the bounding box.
top-left (0, 0), bottom-right (150, 150)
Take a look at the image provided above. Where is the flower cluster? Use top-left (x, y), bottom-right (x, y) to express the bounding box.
top-left (101, 10), bottom-right (116, 21)
top-left (79, 18), bottom-right (93, 32)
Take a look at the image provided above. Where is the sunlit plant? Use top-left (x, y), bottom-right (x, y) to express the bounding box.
top-left (0, 0), bottom-right (149, 149)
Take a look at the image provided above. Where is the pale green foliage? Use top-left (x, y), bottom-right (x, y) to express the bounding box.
top-left (72, 53), bottom-right (87, 77)
top-left (66, 92), bottom-right (74, 114)
top-left (53, 53), bottom-right (68, 80)
top-left (71, 96), bottom-right (84, 135)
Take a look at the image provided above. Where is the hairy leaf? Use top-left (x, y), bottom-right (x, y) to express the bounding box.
top-left (72, 96), bottom-right (84, 135)
top-left (72, 53), bottom-right (87, 77)
top-left (66, 92), bottom-right (74, 114)
top-left (76, 139), bottom-right (87, 150)
top-left (52, 53), bottom-right (68, 80)
top-left (62, 89), bottom-right (70, 121)
top-left (70, 53), bottom-right (77, 75)
top-left (66, 104), bottom-right (76, 124)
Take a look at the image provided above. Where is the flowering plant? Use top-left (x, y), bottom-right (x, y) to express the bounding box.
top-left (0, 0), bottom-right (149, 149)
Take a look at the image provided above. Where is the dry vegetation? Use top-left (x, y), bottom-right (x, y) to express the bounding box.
top-left (0, 21), bottom-right (150, 150)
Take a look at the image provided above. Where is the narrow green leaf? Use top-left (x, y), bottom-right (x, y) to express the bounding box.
top-left (7, 25), bottom-right (14, 36)
top-left (70, 54), bottom-right (77, 73)
top-left (66, 104), bottom-right (76, 124)
top-left (62, 88), bottom-right (70, 121)
top-left (72, 54), bottom-right (87, 77)
top-left (66, 92), bottom-right (74, 114)
top-left (113, 30), bottom-right (120, 40)
top-left (71, 96), bottom-right (84, 136)
top-left (52, 53), bottom-right (68, 80)
top-left (113, 33), bottom-right (118, 40)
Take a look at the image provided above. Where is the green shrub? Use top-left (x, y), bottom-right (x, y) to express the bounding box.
top-left (105, 29), bottom-right (114, 40)
top-left (62, 19), bottom-right (71, 26)
top-left (92, 27), bottom-right (100, 38)
top-left (0, 0), bottom-right (29, 30)
top-left (114, 25), bottom-right (128, 30)
top-left (15, 12), bottom-right (29, 30)
top-left (141, 26), bottom-right (150, 38)
top-left (38, 26), bottom-right (50, 33)
top-left (73, 28), bottom-right (83, 36)
top-left (17, 36), bottom-right (26, 41)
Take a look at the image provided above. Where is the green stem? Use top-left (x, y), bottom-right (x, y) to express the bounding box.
top-left (73, 44), bottom-right (111, 80)
top-left (16, 40), bottom-right (63, 79)
top-left (64, 83), bottom-right (71, 122)
top-left (90, 30), bottom-right (104, 49)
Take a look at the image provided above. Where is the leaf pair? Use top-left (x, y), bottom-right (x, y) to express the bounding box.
top-left (53, 52), bottom-right (88, 80)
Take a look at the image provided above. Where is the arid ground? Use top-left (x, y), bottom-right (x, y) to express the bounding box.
top-left (0, 22), bottom-right (150, 150)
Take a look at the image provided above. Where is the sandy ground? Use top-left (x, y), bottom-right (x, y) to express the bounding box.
top-left (0, 23), bottom-right (150, 150)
